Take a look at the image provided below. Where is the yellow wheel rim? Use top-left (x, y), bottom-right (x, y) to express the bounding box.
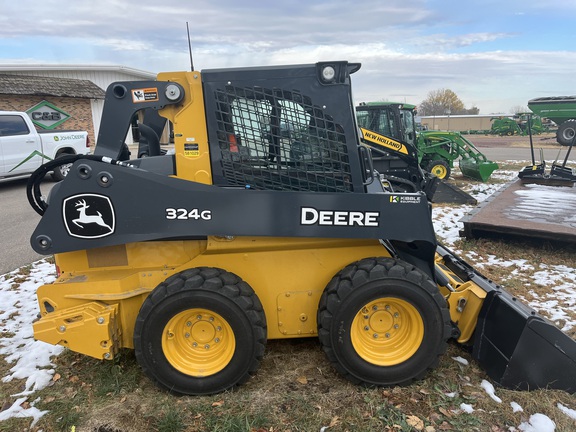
top-left (162, 308), bottom-right (235, 377)
top-left (430, 164), bottom-right (448, 179)
top-left (351, 298), bottom-right (424, 366)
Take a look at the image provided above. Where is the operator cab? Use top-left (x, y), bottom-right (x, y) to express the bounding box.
top-left (356, 102), bottom-right (417, 147)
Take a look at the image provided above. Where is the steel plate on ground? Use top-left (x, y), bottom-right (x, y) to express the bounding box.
top-left (461, 179), bottom-right (576, 244)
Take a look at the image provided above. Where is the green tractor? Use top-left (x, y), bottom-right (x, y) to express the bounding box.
top-left (356, 102), bottom-right (498, 181)
top-left (490, 114), bottom-right (547, 136)
top-left (490, 116), bottom-right (522, 136)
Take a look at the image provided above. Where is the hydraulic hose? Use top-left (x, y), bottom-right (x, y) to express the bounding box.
top-left (27, 154), bottom-right (135, 216)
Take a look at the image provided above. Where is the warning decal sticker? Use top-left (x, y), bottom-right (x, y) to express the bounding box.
top-left (184, 143), bottom-right (199, 157)
top-left (132, 88), bottom-right (159, 103)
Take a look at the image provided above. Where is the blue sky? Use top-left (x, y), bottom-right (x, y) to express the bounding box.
top-left (1, 0), bottom-right (575, 114)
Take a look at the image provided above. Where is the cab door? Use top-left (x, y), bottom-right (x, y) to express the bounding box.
top-left (0, 114), bottom-right (41, 176)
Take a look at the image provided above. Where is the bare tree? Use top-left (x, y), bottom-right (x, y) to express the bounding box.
top-left (510, 105), bottom-right (529, 114)
top-left (419, 89), bottom-right (478, 116)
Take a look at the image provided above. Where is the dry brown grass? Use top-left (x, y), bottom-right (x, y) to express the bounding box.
top-left (3, 340), bottom-right (576, 432)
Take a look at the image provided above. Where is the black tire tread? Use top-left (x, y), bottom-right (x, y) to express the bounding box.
top-left (426, 159), bottom-right (451, 180)
top-left (317, 257), bottom-right (451, 387)
top-left (556, 119), bottom-right (576, 146)
top-left (134, 267), bottom-right (267, 395)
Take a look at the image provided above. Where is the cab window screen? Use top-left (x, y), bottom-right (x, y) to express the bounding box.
top-left (214, 86), bottom-right (352, 192)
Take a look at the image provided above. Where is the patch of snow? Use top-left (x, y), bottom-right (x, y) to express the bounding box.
top-left (460, 403), bottom-right (474, 413)
top-left (481, 379), bottom-right (502, 403)
top-left (518, 413), bottom-right (556, 432)
top-left (0, 260), bottom-right (61, 425)
top-left (511, 402), bottom-right (524, 413)
top-left (432, 204), bottom-right (474, 245)
top-left (522, 263), bottom-right (576, 331)
top-left (557, 403), bottom-right (576, 420)
top-left (452, 356), bottom-right (469, 366)
top-left (0, 397), bottom-right (48, 427)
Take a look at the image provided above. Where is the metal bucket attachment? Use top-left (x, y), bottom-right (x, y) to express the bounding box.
top-left (472, 288), bottom-right (576, 393)
top-left (432, 180), bottom-right (477, 205)
top-left (437, 244), bottom-right (576, 393)
top-left (459, 158), bottom-right (499, 182)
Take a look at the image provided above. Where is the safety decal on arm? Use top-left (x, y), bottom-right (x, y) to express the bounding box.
top-left (132, 88), bottom-right (159, 103)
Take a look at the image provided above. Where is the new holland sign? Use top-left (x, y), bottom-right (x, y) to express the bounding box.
top-left (26, 101), bottom-right (71, 130)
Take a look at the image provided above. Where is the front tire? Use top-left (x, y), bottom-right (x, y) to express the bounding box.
top-left (426, 159), bottom-right (451, 180)
top-left (134, 267), bottom-right (267, 395)
top-left (317, 258), bottom-right (451, 387)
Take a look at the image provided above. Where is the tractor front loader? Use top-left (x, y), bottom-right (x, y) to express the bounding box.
top-left (418, 130), bottom-right (499, 182)
top-left (27, 62), bottom-right (576, 395)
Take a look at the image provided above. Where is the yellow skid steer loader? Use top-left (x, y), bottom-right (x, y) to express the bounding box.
top-left (27, 62), bottom-right (576, 395)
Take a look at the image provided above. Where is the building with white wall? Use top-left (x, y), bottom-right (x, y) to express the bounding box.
top-left (0, 64), bottom-right (156, 144)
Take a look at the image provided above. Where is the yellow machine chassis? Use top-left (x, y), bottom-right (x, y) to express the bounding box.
top-left (35, 236), bottom-right (391, 359)
top-left (34, 235), bottom-right (489, 361)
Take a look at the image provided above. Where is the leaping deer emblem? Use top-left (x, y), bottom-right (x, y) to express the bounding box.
top-left (73, 199), bottom-right (113, 231)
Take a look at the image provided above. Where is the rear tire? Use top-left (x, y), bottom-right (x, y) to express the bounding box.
top-left (426, 159), bottom-right (451, 180)
top-left (134, 267), bottom-right (267, 395)
top-left (317, 258), bottom-right (451, 387)
top-left (556, 119), bottom-right (576, 146)
top-left (50, 153), bottom-right (73, 181)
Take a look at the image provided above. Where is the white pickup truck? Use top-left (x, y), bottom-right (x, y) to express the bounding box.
top-left (0, 111), bottom-right (90, 181)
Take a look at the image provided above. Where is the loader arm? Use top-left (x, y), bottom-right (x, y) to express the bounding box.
top-left (30, 161), bottom-right (438, 279)
top-left (94, 81), bottom-right (184, 160)
top-left (417, 131), bottom-right (499, 182)
top-left (418, 131), bottom-right (489, 162)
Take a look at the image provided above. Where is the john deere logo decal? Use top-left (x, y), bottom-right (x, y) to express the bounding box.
top-left (63, 194), bottom-right (115, 238)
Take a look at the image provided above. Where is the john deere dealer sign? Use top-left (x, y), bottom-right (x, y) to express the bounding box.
top-left (26, 101), bottom-right (71, 129)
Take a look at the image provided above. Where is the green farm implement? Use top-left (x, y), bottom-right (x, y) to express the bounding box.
top-left (356, 102), bottom-right (498, 182)
top-left (528, 96), bottom-right (576, 145)
top-left (490, 114), bottom-right (548, 137)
